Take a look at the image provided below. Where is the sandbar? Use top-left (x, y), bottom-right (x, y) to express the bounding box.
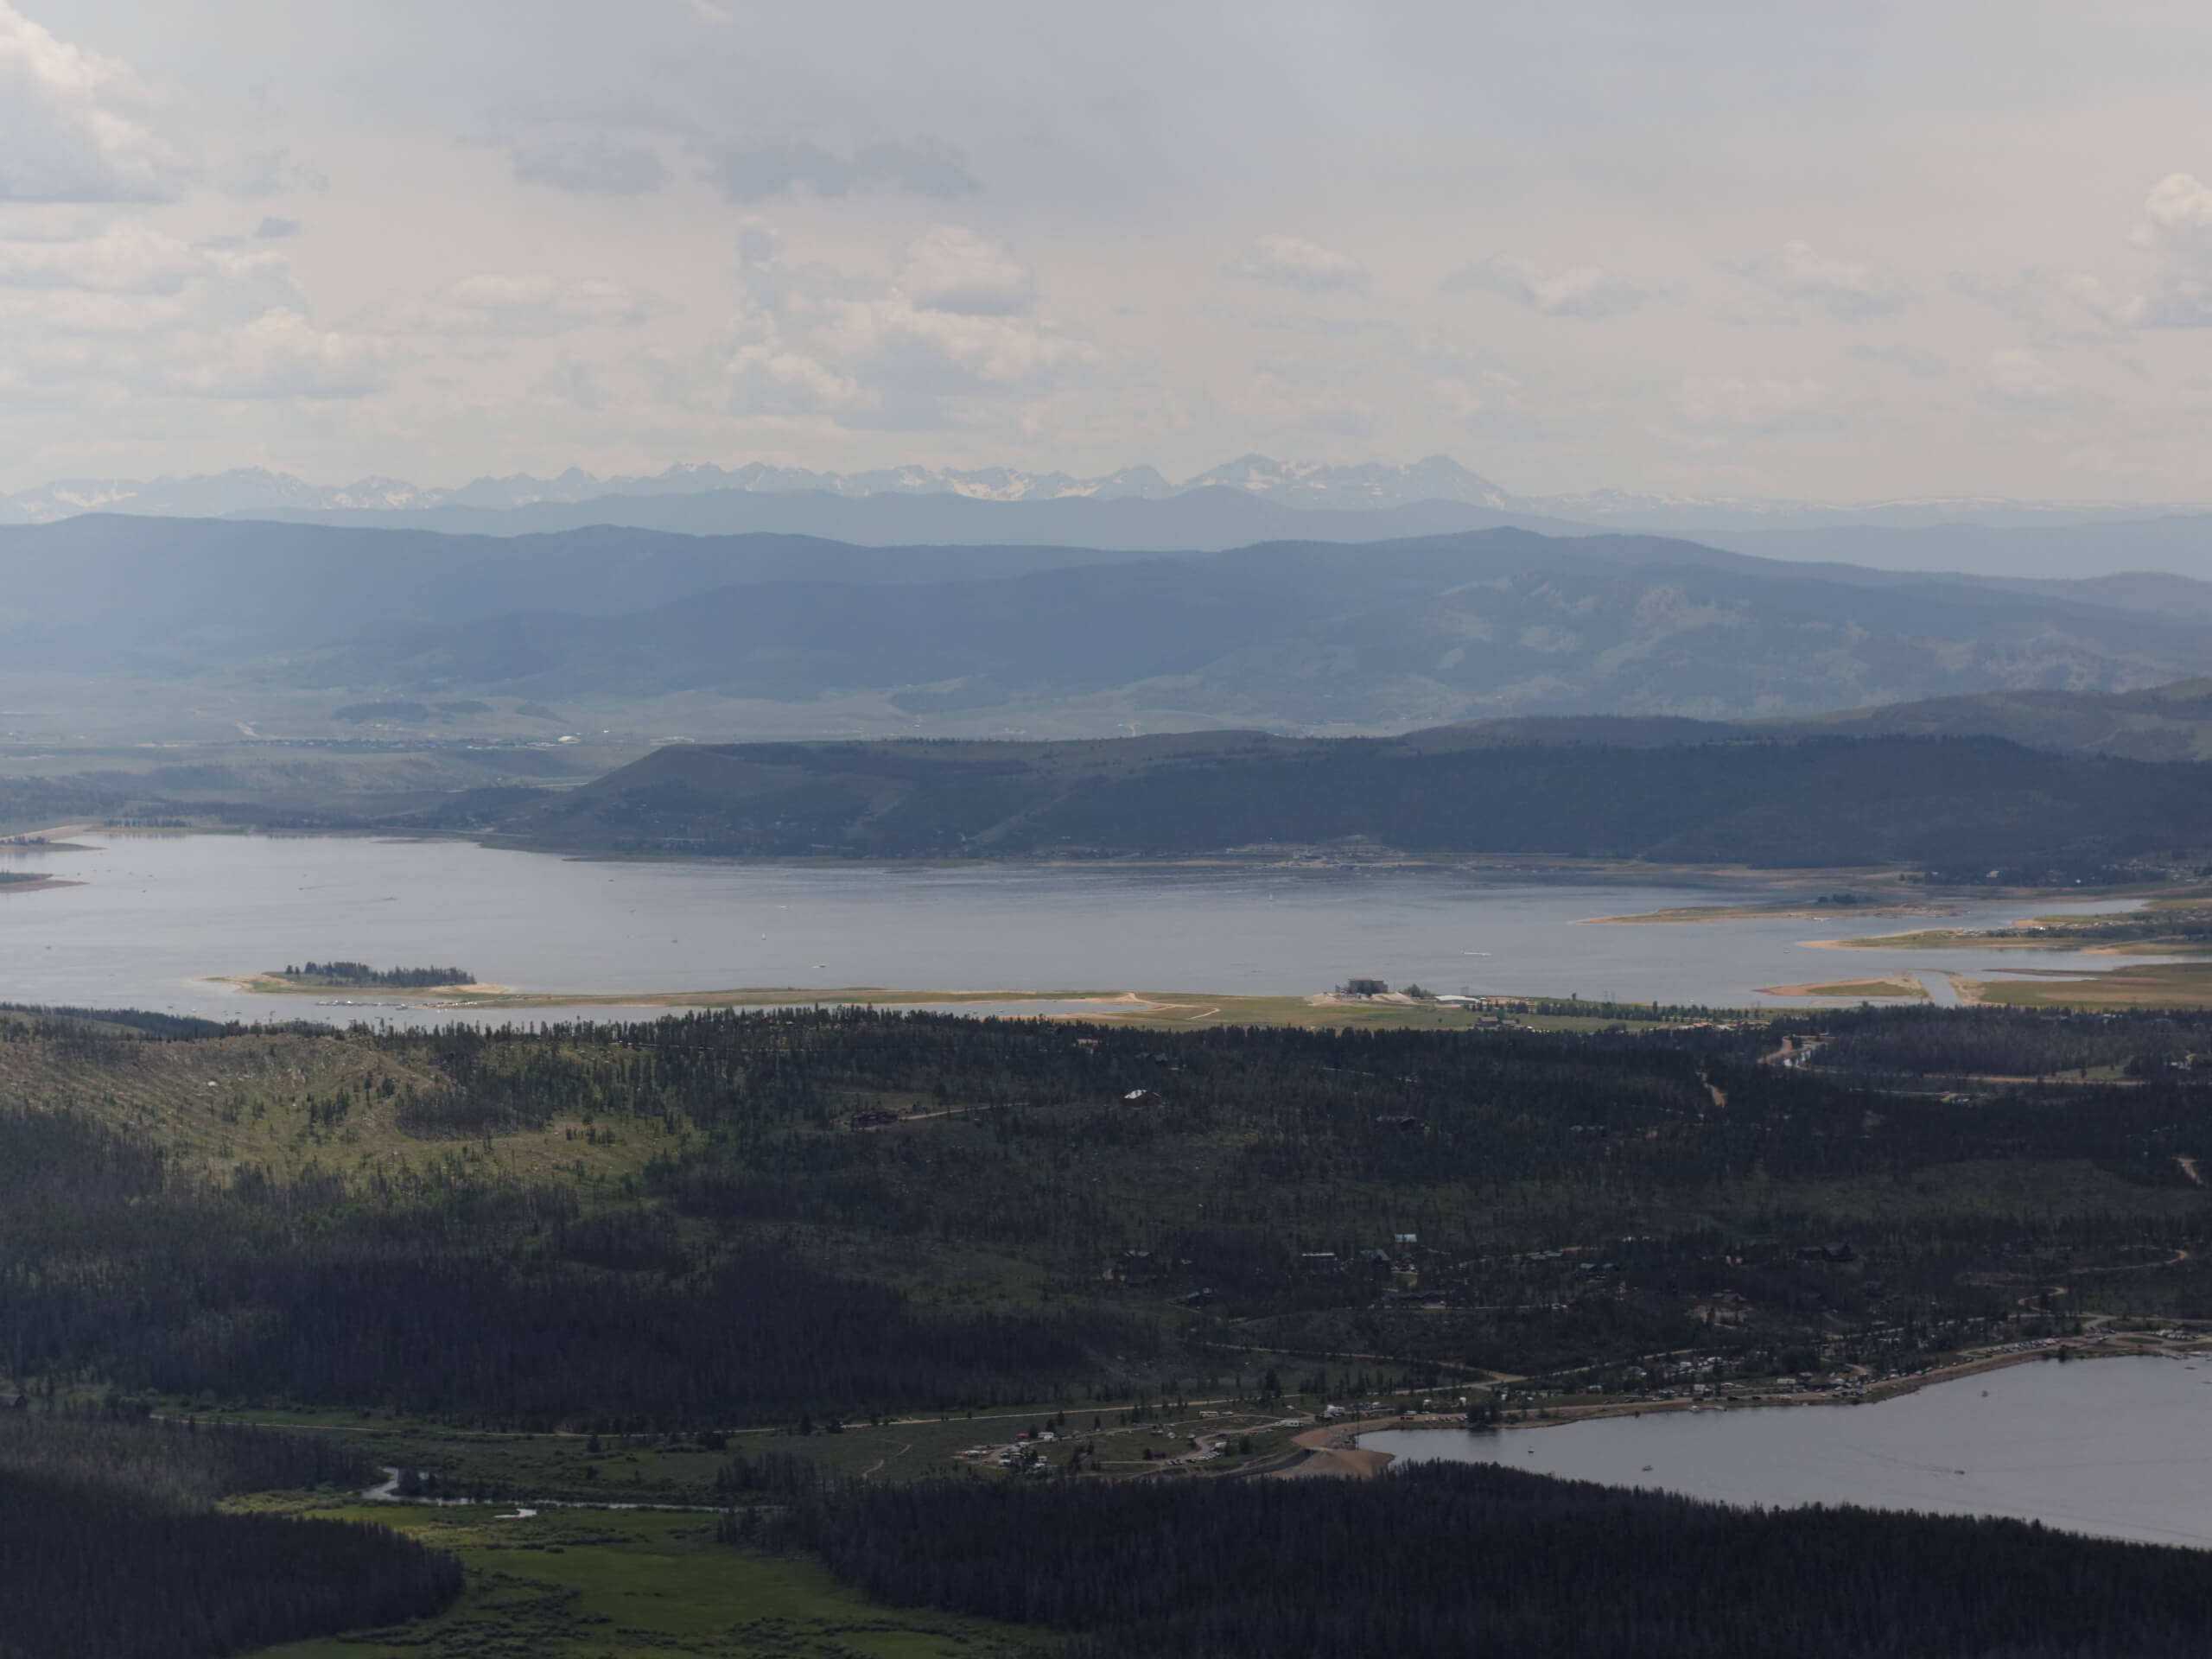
top-left (0, 876), bottom-right (82, 896)
top-left (1586, 901), bottom-right (1954, 925)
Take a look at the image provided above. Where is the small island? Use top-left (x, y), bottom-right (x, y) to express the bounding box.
top-left (269, 960), bottom-right (477, 989)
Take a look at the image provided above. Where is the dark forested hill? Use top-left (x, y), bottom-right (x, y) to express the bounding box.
top-left (791, 1462), bottom-right (2212, 1659)
top-left (1402, 678), bottom-right (2212, 763)
top-left (465, 728), bottom-right (2212, 876)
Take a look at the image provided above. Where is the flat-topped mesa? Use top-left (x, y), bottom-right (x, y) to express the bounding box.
top-left (270, 961), bottom-right (475, 989)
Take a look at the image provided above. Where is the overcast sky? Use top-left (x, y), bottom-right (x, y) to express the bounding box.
top-left (5, 1), bottom-right (2212, 501)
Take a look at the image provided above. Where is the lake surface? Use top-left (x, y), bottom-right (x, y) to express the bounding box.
top-left (0, 832), bottom-right (2163, 1026)
top-left (1364, 1357), bottom-right (2212, 1547)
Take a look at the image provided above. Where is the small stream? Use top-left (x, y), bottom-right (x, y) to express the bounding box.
top-left (362, 1465), bottom-right (727, 1515)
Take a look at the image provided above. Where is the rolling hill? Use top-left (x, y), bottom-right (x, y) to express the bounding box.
top-left (294, 530), bottom-right (2212, 728)
top-left (10, 514), bottom-right (2212, 738)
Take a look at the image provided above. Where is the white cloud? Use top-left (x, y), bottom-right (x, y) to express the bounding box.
top-left (2099, 172), bottom-right (2212, 327)
top-left (1224, 234), bottom-right (1367, 293)
top-left (899, 226), bottom-right (1033, 316)
top-left (2137, 172), bottom-right (2212, 242)
top-left (699, 133), bottom-right (979, 202)
top-left (0, 3), bottom-right (175, 201)
top-left (721, 226), bottom-right (1100, 429)
top-left (513, 140), bottom-right (671, 197)
top-left (1676, 377), bottom-right (1837, 433)
top-left (156, 308), bottom-right (386, 399)
top-left (0, 223), bottom-right (197, 294)
top-left (1735, 240), bottom-right (1910, 319)
top-left (1448, 254), bottom-right (1649, 318)
top-left (0, 224), bottom-right (381, 401)
top-left (370, 274), bottom-right (653, 338)
top-left (1428, 365), bottom-right (1544, 437)
top-left (532, 354), bottom-right (613, 413)
top-left (219, 146), bottom-right (321, 200)
top-left (1240, 378), bottom-right (1376, 437)
top-left (1982, 346), bottom-right (2068, 404)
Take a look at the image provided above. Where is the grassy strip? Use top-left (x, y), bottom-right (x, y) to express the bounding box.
top-left (1753, 976), bottom-right (1929, 1001)
top-left (1585, 902), bottom-right (1953, 925)
top-left (207, 979), bottom-right (1719, 1033)
top-left (241, 1504), bottom-right (1030, 1659)
top-left (1964, 962), bottom-right (2212, 1008)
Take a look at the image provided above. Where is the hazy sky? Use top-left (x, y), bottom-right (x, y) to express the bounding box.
top-left (5, 1), bottom-right (2212, 500)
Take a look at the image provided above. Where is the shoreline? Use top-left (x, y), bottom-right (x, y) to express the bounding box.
top-left (207, 977), bottom-right (1146, 1009)
top-left (1585, 902), bottom-right (1956, 926)
top-left (1327, 1336), bottom-right (2203, 1479)
top-left (190, 982), bottom-right (1754, 1030)
top-left (59, 823), bottom-right (2156, 900)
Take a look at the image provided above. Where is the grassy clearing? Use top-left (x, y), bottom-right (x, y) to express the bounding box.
top-left (1965, 962), bottom-right (2212, 1009)
top-left (238, 1505), bottom-right (1032, 1659)
top-left (1745, 1158), bottom-right (2212, 1229)
top-left (158, 1387), bottom-right (1322, 1510)
top-left (1826, 887), bottom-right (2212, 957)
top-left (0, 1031), bottom-right (686, 1188)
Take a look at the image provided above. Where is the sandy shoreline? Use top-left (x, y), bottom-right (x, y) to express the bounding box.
top-left (210, 975), bottom-right (516, 998)
top-left (1268, 1421), bottom-right (1406, 1479)
top-left (205, 976), bottom-right (1146, 1009)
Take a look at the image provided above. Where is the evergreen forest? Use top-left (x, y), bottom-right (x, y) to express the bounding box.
top-left (9, 1000), bottom-right (2212, 1654)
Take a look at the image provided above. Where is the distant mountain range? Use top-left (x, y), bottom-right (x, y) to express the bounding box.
top-left (2, 454), bottom-right (2195, 542)
top-left (11, 515), bottom-right (2212, 733)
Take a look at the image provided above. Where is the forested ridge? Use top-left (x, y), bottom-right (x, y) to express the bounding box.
top-left (471, 729), bottom-right (2212, 880)
top-left (782, 1461), bottom-right (2212, 1658)
top-left (7, 1001), bottom-right (2212, 1652)
top-left (9, 1006), bottom-right (2212, 1427)
top-left (0, 1410), bottom-right (459, 1659)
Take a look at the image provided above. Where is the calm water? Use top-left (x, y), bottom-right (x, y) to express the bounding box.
top-left (1365, 1357), bottom-right (2212, 1547)
top-left (0, 833), bottom-right (2162, 1025)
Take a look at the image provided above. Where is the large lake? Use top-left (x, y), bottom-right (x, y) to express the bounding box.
top-left (0, 832), bottom-right (2162, 1025)
top-left (1365, 1357), bottom-right (2212, 1548)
